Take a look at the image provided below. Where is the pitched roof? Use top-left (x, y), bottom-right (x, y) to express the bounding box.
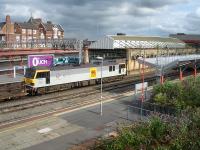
top-left (28, 17), bottom-right (42, 25)
top-left (15, 22), bottom-right (38, 29)
top-left (89, 35), bottom-right (185, 49)
top-left (43, 22), bottom-right (53, 31)
top-left (56, 24), bottom-right (64, 32)
top-left (15, 17), bottom-right (64, 32)
top-left (110, 35), bottom-right (183, 43)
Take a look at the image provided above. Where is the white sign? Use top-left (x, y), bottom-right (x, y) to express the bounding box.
top-left (135, 82), bottom-right (148, 91)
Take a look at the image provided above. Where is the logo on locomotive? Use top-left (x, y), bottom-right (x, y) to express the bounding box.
top-left (90, 67), bottom-right (97, 78)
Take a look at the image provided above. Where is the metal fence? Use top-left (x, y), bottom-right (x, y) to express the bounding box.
top-left (0, 39), bottom-right (84, 49)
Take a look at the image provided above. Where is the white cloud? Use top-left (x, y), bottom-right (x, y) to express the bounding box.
top-left (0, 0), bottom-right (199, 39)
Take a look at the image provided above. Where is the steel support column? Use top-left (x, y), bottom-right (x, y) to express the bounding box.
top-left (194, 65), bottom-right (197, 78)
top-left (179, 67), bottom-right (183, 81)
top-left (160, 75), bottom-right (164, 84)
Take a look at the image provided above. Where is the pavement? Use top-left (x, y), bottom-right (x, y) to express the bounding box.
top-left (0, 94), bottom-right (143, 150)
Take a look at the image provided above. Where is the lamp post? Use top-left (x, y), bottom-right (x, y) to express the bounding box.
top-left (96, 56), bottom-right (103, 116)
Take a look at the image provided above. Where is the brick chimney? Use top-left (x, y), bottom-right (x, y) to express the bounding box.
top-left (6, 15), bottom-right (11, 24)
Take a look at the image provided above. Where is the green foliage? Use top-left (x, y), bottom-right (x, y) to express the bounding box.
top-left (152, 76), bottom-right (200, 109)
top-left (149, 117), bottom-right (167, 140)
top-left (154, 93), bottom-right (167, 104)
top-left (91, 77), bottom-right (200, 150)
top-left (93, 110), bottom-right (200, 150)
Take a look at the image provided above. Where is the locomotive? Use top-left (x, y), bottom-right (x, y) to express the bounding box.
top-left (24, 61), bottom-right (126, 95)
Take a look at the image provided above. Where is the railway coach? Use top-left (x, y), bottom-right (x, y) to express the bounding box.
top-left (24, 62), bottom-right (126, 95)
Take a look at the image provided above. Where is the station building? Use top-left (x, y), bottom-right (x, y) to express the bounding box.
top-left (86, 34), bottom-right (196, 74)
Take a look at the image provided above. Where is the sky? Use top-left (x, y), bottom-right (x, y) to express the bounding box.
top-left (0, 0), bottom-right (200, 40)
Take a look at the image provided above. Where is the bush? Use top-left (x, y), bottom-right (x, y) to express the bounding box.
top-left (152, 76), bottom-right (200, 109)
top-left (92, 110), bottom-right (200, 150)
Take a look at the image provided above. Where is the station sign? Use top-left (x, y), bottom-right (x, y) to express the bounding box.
top-left (28, 55), bottom-right (54, 67)
top-left (90, 67), bottom-right (97, 78)
top-left (135, 82), bottom-right (148, 92)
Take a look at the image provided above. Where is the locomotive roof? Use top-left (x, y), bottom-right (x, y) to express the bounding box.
top-left (51, 62), bottom-right (118, 71)
top-left (30, 62), bottom-right (122, 71)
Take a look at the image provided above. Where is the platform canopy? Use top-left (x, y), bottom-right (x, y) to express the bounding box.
top-left (138, 54), bottom-right (200, 71)
top-left (89, 35), bottom-right (185, 49)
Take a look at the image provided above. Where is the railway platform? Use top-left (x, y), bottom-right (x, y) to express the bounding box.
top-left (0, 74), bottom-right (23, 85)
top-left (0, 74), bottom-right (24, 100)
top-left (0, 92), bottom-right (137, 150)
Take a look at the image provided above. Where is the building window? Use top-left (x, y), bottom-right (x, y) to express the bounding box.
top-left (22, 36), bottom-right (26, 42)
top-left (58, 31), bottom-right (61, 36)
top-left (28, 29), bottom-right (32, 34)
top-left (22, 29), bottom-right (26, 34)
top-left (16, 36), bottom-right (20, 42)
top-left (33, 30), bottom-right (36, 34)
top-left (0, 36), bottom-right (5, 41)
top-left (28, 36), bottom-right (32, 41)
top-left (40, 33), bottom-right (44, 39)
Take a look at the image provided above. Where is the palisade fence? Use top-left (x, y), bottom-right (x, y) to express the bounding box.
top-left (115, 100), bottom-right (177, 123)
top-left (0, 39), bottom-right (85, 49)
top-left (90, 100), bottom-right (178, 136)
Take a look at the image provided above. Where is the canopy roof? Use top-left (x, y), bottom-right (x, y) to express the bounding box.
top-left (89, 35), bottom-right (185, 49)
top-left (137, 54), bottom-right (200, 71)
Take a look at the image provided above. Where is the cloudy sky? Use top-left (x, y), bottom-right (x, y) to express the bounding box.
top-left (0, 0), bottom-right (200, 39)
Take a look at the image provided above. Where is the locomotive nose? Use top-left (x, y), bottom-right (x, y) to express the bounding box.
top-left (24, 78), bottom-right (35, 86)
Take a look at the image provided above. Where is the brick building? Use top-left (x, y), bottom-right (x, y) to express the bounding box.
top-left (0, 15), bottom-right (64, 48)
top-left (0, 15), bottom-right (15, 42)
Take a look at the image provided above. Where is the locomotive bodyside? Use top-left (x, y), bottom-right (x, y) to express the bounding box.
top-left (24, 63), bottom-right (126, 95)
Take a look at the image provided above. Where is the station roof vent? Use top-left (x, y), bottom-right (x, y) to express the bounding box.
top-left (117, 33), bottom-right (126, 36)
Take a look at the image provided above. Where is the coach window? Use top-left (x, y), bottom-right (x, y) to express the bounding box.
top-left (113, 66), bottom-right (115, 71)
top-left (109, 66), bottom-right (112, 72)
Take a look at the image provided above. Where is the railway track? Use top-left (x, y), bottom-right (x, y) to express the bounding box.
top-left (0, 75), bottom-right (156, 114)
top-left (0, 70), bottom-right (195, 126)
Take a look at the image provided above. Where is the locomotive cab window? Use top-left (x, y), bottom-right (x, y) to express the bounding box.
top-left (36, 71), bottom-right (50, 84)
top-left (25, 68), bottom-right (35, 79)
top-left (36, 72), bottom-right (47, 78)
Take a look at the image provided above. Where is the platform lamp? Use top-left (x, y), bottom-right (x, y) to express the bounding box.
top-left (96, 56), bottom-right (103, 116)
